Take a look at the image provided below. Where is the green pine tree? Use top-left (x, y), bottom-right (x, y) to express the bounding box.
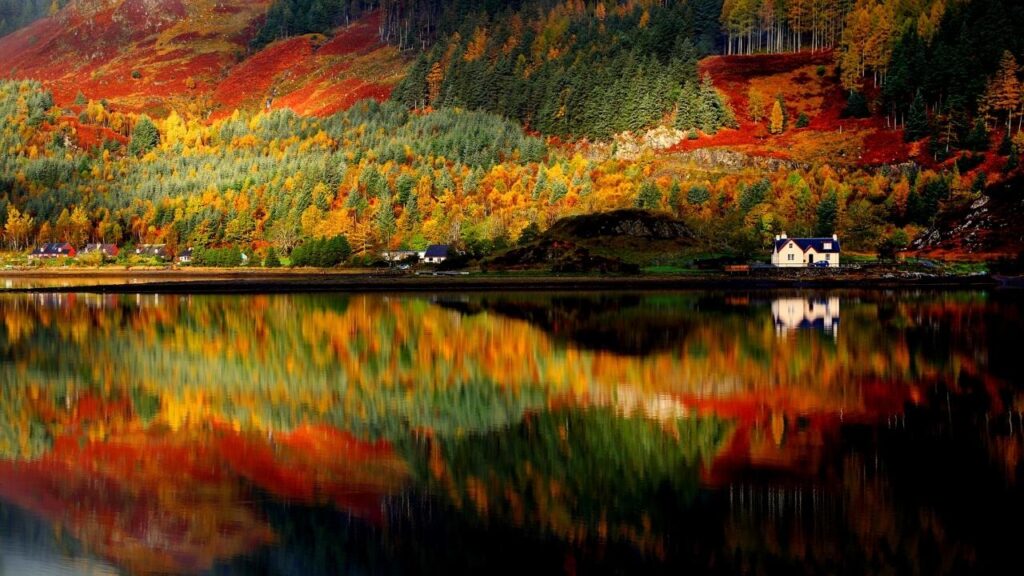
top-left (905, 91), bottom-right (929, 142)
top-left (264, 247), bottom-right (282, 268)
top-left (128, 116), bottom-right (159, 156)
top-left (635, 181), bottom-right (662, 210)
top-left (815, 191), bottom-right (839, 237)
top-left (674, 81), bottom-right (699, 131)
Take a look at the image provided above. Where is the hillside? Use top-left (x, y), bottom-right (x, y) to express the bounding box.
top-left (0, 0), bottom-right (1021, 264)
top-left (0, 0), bottom-right (402, 116)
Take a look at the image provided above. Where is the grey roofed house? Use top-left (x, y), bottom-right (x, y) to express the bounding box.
top-left (382, 249), bottom-right (420, 262)
top-left (81, 243), bottom-right (119, 258)
top-left (134, 244), bottom-right (171, 260)
top-left (422, 245), bottom-right (450, 264)
top-left (177, 247), bottom-right (194, 263)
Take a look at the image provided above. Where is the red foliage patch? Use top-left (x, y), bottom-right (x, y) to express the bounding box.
top-left (670, 51), bottom-right (919, 167)
top-left (213, 36), bottom-right (315, 111)
top-left (318, 10), bottom-right (382, 56)
top-left (860, 128), bottom-right (914, 165)
top-left (276, 79), bottom-right (393, 117)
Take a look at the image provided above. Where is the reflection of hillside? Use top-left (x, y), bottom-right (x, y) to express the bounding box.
top-left (414, 408), bottom-right (731, 557)
top-left (0, 424), bottom-right (409, 575)
top-left (434, 294), bottom-right (693, 355)
top-left (0, 292), bottom-right (1008, 459)
top-left (0, 291), bottom-right (1018, 574)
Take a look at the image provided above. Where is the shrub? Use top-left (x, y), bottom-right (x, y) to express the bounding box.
top-left (796, 113), bottom-right (810, 128)
top-left (687, 185), bottom-right (711, 205)
top-left (517, 222), bottom-right (541, 246)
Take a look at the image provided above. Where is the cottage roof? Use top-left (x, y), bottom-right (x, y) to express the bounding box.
top-left (31, 242), bottom-right (74, 255)
top-left (774, 237), bottom-right (840, 253)
top-left (424, 245), bottom-right (450, 258)
top-left (83, 243), bottom-right (118, 253)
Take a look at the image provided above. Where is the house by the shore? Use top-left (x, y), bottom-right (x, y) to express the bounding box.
top-left (382, 249), bottom-right (420, 262)
top-left (28, 242), bottom-right (77, 259)
top-left (134, 244), bottom-right (171, 261)
top-left (770, 233), bottom-right (840, 268)
top-left (81, 243), bottom-right (119, 259)
top-left (422, 245), bottom-right (450, 264)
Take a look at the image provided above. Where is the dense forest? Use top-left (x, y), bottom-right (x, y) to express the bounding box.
top-left (0, 0), bottom-right (1021, 261)
top-left (391, 1), bottom-right (734, 138)
top-left (0, 75), bottom-right (1002, 261)
top-left (0, 78), bottom-right (985, 261)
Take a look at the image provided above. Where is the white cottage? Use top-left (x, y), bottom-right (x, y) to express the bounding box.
top-left (771, 233), bottom-right (840, 268)
top-left (771, 297), bottom-right (841, 337)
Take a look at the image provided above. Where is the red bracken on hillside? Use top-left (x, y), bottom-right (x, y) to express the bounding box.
top-left (0, 0), bottom-right (402, 118)
top-left (669, 51), bottom-right (918, 167)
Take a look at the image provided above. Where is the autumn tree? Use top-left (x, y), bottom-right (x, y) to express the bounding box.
top-left (982, 51), bottom-right (1021, 132)
top-left (4, 206), bottom-right (33, 250)
top-left (68, 206), bottom-right (90, 247)
top-left (748, 88), bottom-right (766, 123)
top-left (769, 99), bottom-right (785, 134)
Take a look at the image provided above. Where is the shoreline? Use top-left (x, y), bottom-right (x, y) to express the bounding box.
top-left (0, 268), bottom-right (1011, 294)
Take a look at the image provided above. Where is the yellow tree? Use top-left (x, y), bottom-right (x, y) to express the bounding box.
top-left (69, 206), bottom-right (91, 247)
top-left (984, 51), bottom-right (1021, 132)
top-left (748, 89), bottom-right (766, 122)
top-left (4, 206), bottom-right (34, 250)
top-left (55, 208), bottom-right (71, 242)
top-left (426, 61), bottom-right (445, 104)
top-left (839, 1), bottom-right (872, 90)
top-left (770, 99), bottom-right (785, 134)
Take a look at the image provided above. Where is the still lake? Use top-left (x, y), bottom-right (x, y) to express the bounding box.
top-left (0, 290), bottom-right (1021, 575)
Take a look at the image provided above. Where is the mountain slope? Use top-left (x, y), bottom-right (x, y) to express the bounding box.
top-left (0, 0), bottom-right (402, 116)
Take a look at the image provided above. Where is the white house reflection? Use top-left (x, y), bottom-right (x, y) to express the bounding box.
top-left (771, 297), bottom-right (840, 338)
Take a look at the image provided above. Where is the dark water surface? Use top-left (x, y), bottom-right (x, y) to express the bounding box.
top-left (0, 290), bottom-right (1021, 575)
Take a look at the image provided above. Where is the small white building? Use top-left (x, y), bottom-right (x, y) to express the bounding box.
top-left (422, 245), bottom-right (450, 264)
top-left (771, 233), bottom-right (840, 268)
top-left (382, 250), bottom-right (420, 262)
top-left (772, 297), bottom-right (840, 338)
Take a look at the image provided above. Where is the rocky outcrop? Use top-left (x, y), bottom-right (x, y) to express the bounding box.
top-left (912, 176), bottom-right (1024, 255)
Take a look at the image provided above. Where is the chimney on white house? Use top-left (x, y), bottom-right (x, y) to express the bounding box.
top-left (780, 232), bottom-right (788, 239)
top-left (832, 234), bottom-right (838, 241)
top-left (775, 234), bottom-right (781, 241)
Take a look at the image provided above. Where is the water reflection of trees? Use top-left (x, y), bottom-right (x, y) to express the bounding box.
top-left (0, 291), bottom-right (1019, 574)
top-left (0, 291), bottom-right (1015, 458)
